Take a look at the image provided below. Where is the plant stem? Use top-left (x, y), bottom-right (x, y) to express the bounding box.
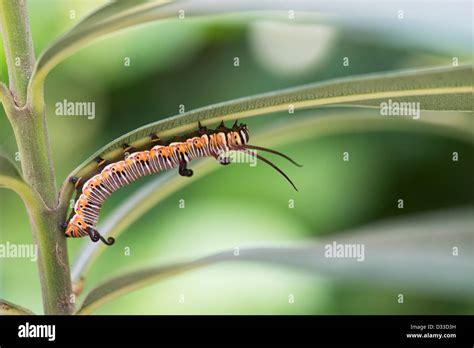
top-left (0, 0), bottom-right (73, 314)
top-left (0, 0), bottom-right (34, 106)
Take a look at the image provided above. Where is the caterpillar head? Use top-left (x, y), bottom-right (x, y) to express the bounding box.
top-left (228, 122), bottom-right (249, 148)
top-left (239, 123), bottom-right (249, 144)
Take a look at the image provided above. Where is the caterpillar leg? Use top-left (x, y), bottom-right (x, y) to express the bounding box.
top-left (149, 133), bottom-right (162, 145)
top-left (178, 161), bottom-right (193, 177)
top-left (215, 153), bottom-right (231, 165)
top-left (69, 176), bottom-right (84, 194)
top-left (219, 157), bottom-right (231, 165)
top-left (95, 156), bottom-right (110, 168)
top-left (87, 228), bottom-right (115, 246)
top-left (122, 143), bottom-right (137, 156)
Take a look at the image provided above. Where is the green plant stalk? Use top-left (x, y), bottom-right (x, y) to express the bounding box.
top-left (0, 0), bottom-right (34, 106)
top-left (9, 111), bottom-right (74, 315)
top-left (0, 0), bottom-right (73, 314)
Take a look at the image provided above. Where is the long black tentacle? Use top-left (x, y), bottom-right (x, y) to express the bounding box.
top-left (87, 228), bottom-right (115, 245)
top-left (99, 235), bottom-right (115, 246)
top-left (238, 148), bottom-right (298, 191)
top-left (241, 144), bottom-right (303, 167)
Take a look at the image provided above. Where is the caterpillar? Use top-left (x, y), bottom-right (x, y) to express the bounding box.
top-left (63, 121), bottom-right (301, 245)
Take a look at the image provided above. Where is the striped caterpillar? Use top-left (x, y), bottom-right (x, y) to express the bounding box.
top-left (63, 121), bottom-right (301, 245)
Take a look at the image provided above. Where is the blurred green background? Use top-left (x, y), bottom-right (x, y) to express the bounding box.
top-left (0, 0), bottom-right (472, 314)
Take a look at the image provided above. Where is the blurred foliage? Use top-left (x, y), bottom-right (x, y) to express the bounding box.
top-left (0, 0), bottom-right (472, 314)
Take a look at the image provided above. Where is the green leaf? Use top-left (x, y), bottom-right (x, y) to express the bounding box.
top-left (64, 65), bottom-right (471, 180)
top-left (29, 0), bottom-right (172, 91)
top-left (0, 299), bottom-right (35, 315)
top-left (0, 82), bottom-right (12, 107)
top-left (0, 154), bottom-right (22, 182)
top-left (71, 109), bottom-right (473, 282)
top-left (29, 0), bottom-right (473, 93)
top-left (25, 1), bottom-right (329, 91)
top-left (76, 207), bottom-right (473, 314)
top-left (0, 153), bottom-right (41, 208)
top-left (58, 65), bottom-right (472, 218)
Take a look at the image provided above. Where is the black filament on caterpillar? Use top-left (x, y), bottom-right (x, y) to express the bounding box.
top-left (63, 121), bottom-right (302, 245)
